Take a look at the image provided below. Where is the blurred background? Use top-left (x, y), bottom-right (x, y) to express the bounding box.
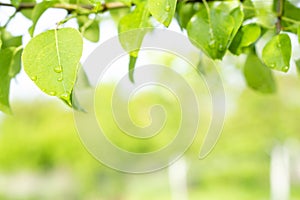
top-left (1, 65), bottom-right (300, 200)
top-left (1, 0), bottom-right (300, 199)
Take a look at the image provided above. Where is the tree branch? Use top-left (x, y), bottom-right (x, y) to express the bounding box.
top-left (0, 1), bottom-right (128, 13)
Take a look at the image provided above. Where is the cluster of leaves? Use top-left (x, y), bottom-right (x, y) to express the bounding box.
top-left (0, 0), bottom-right (300, 114)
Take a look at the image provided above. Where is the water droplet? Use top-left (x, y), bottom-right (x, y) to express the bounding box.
top-left (61, 93), bottom-right (69, 99)
top-left (283, 66), bottom-right (289, 71)
top-left (54, 65), bottom-right (63, 73)
top-left (165, 5), bottom-right (171, 12)
top-left (49, 91), bottom-right (56, 96)
top-left (209, 40), bottom-right (216, 48)
top-left (31, 76), bottom-right (37, 81)
top-left (277, 43), bottom-right (281, 48)
top-left (270, 63), bottom-right (275, 68)
top-left (57, 77), bottom-right (63, 82)
top-left (218, 44), bottom-right (225, 51)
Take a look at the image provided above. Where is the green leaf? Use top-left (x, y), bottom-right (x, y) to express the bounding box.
top-left (0, 28), bottom-right (22, 49)
top-left (262, 34), bottom-right (291, 72)
top-left (243, 0), bottom-right (256, 20)
top-left (68, 66), bottom-right (91, 112)
top-left (22, 28), bottom-right (83, 105)
top-left (244, 53), bottom-right (276, 93)
top-left (0, 48), bottom-right (14, 114)
top-left (9, 48), bottom-right (23, 78)
top-left (118, 2), bottom-right (150, 53)
top-left (20, 0), bottom-right (36, 19)
top-left (110, 7), bottom-right (131, 25)
top-left (0, 46), bottom-right (23, 113)
top-left (283, 0), bottom-right (300, 21)
top-left (29, 1), bottom-right (58, 37)
top-left (187, 5), bottom-right (236, 60)
top-left (128, 55), bottom-right (137, 82)
top-left (118, 2), bottom-right (150, 81)
top-left (229, 6), bottom-right (244, 42)
top-left (176, 2), bottom-right (202, 30)
top-left (77, 16), bottom-right (100, 42)
top-left (229, 24), bottom-right (261, 55)
top-left (148, 0), bottom-right (176, 27)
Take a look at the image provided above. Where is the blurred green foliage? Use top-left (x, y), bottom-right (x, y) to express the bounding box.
top-left (0, 75), bottom-right (300, 199)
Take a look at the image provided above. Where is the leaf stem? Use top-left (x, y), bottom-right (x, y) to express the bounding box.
top-left (275, 0), bottom-right (285, 34)
top-left (282, 16), bottom-right (300, 25)
top-left (3, 11), bottom-right (17, 28)
top-left (57, 13), bottom-right (78, 27)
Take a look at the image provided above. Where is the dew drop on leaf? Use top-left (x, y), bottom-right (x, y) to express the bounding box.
top-left (165, 5), bottom-right (171, 12)
top-left (209, 40), bottom-right (216, 48)
top-left (54, 65), bottom-right (63, 73)
top-left (57, 77), bottom-right (63, 82)
top-left (283, 66), bottom-right (289, 72)
top-left (218, 44), bottom-right (224, 51)
top-left (270, 64), bottom-right (275, 68)
top-left (49, 91), bottom-right (56, 96)
top-left (60, 93), bottom-right (69, 99)
top-left (31, 76), bottom-right (37, 81)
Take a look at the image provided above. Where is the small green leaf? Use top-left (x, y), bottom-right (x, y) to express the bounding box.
top-left (0, 48), bottom-right (14, 114)
top-left (128, 55), bottom-right (137, 82)
top-left (82, 19), bottom-right (100, 42)
top-left (75, 66), bottom-right (91, 89)
top-left (244, 53), bottom-right (276, 93)
top-left (262, 34), bottom-right (291, 72)
top-left (69, 90), bottom-right (86, 112)
top-left (118, 2), bottom-right (151, 81)
top-left (77, 16), bottom-right (100, 42)
top-left (9, 48), bottom-right (23, 78)
top-left (20, 0), bottom-right (36, 19)
top-left (229, 24), bottom-right (261, 55)
top-left (69, 66), bottom-right (91, 112)
top-left (29, 1), bottom-right (58, 37)
top-left (110, 7), bottom-right (130, 25)
top-left (229, 6), bottom-right (244, 43)
top-left (0, 28), bottom-right (22, 49)
top-left (22, 28), bottom-right (83, 106)
top-left (118, 2), bottom-right (150, 53)
top-left (148, 0), bottom-right (176, 27)
top-left (243, 0), bottom-right (256, 20)
top-left (176, 2), bottom-right (201, 29)
top-left (283, 0), bottom-right (300, 21)
top-left (187, 6), bottom-right (236, 60)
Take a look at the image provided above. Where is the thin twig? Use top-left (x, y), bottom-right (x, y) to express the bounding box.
top-left (0, 2), bottom-right (129, 13)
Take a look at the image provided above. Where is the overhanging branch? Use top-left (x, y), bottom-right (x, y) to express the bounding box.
top-left (0, 1), bottom-right (128, 13)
